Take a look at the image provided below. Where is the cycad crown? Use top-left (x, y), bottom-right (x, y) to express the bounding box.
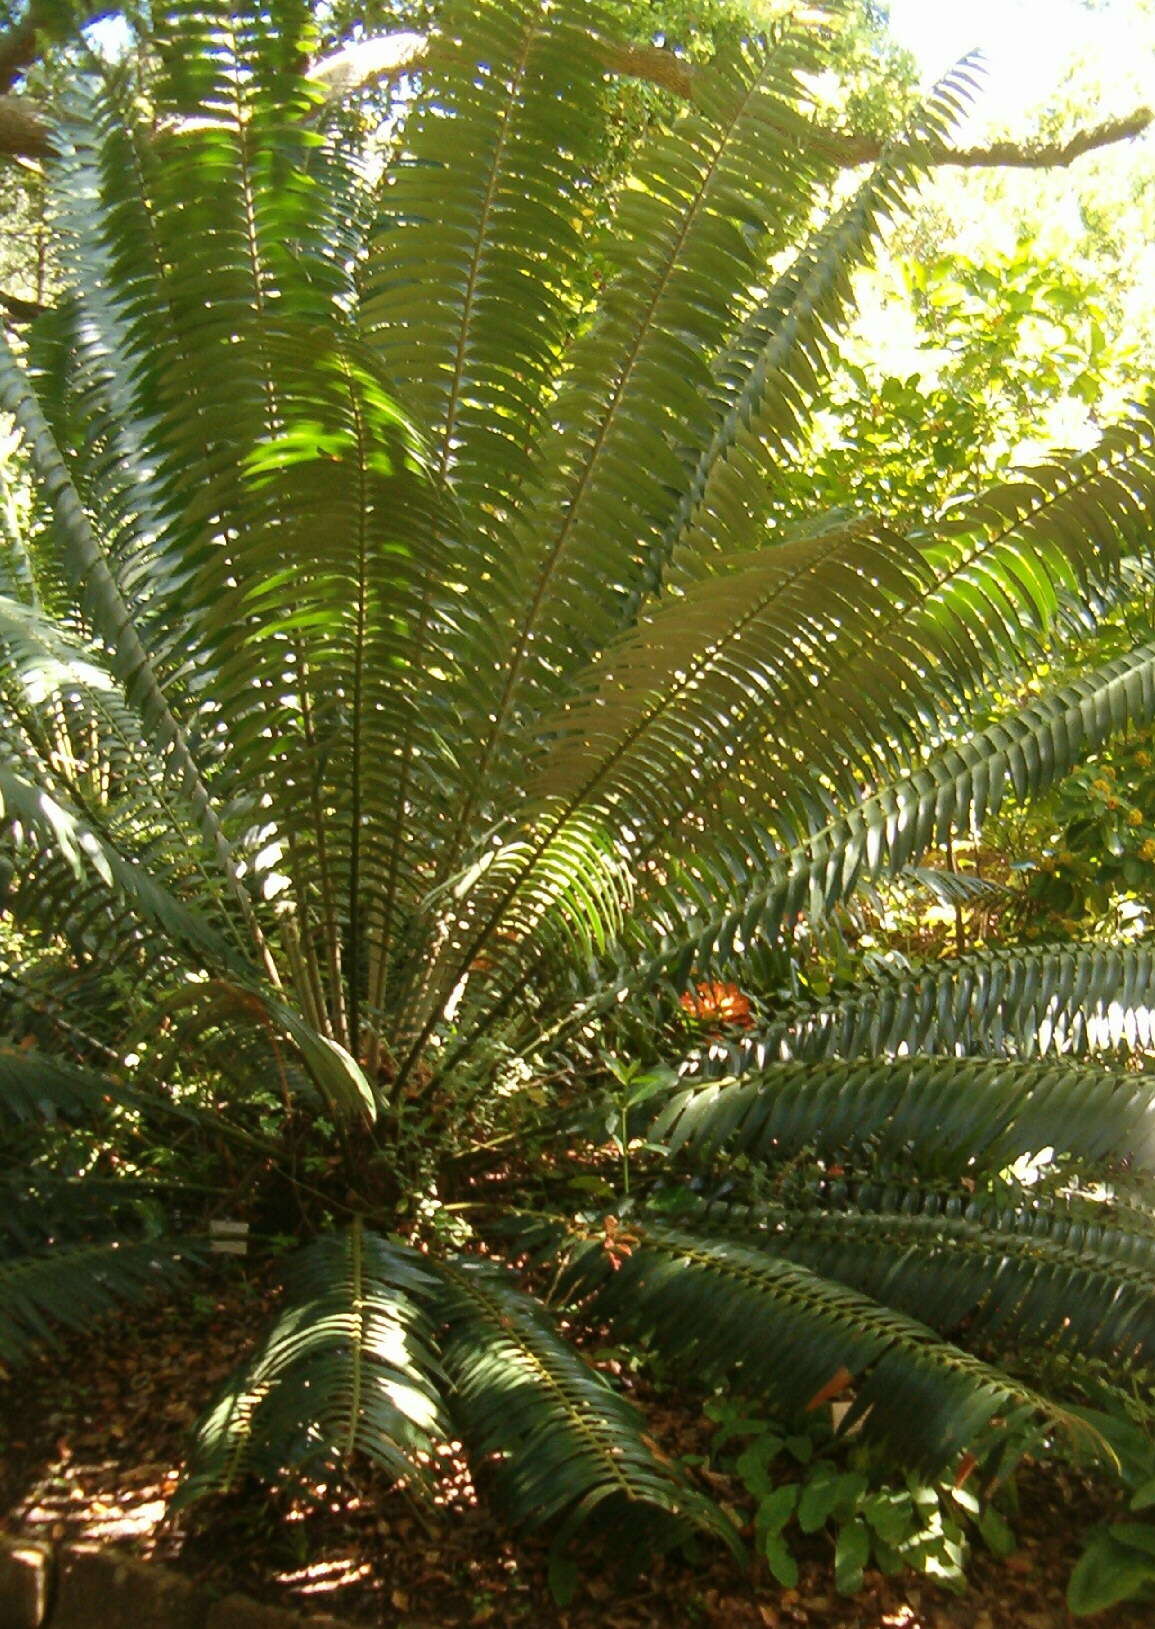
top-left (2, 0), bottom-right (1155, 1552)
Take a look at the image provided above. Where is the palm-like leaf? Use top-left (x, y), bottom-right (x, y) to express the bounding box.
top-left (629, 637), bottom-right (1155, 984)
top-left (742, 940), bottom-right (1155, 1066)
top-left (5, 0), bottom-right (1155, 1565)
top-left (654, 1056), bottom-right (1155, 1177)
top-left (562, 1219), bottom-right (1086, 1475)
top-left (178, 1224), bottom-right (447, 1503)
top-left (0, 1042), bottom-right (125, 1123)
top-left (703, 1197), bottom-right (1155, 1363)
top-left (431, 1254), bottom-right (735, 1547)
top-left (0, 1238), bottom-right (197, 1363)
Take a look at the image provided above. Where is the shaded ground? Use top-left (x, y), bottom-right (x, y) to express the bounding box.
top-left (0, 1267), bottom-right (1150, 1629)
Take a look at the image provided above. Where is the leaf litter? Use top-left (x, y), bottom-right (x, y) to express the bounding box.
top-left (0, 1266), bottom-right (1151, 1629)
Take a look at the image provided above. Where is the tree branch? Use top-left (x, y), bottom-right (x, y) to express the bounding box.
top-left (826, 107), bottom-right (1155, 170)
top-left (307, 31), bottom-right (1153, 171)
top-left (1, 288), bottom-right (47, 325)
top-left (0, 1), bottom-right (113, 93)
top-left (0, 22), bottom-right (1150, 174)
top-left (0, 90), bottom-right (49, 157)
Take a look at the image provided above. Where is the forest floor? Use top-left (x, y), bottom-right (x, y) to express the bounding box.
top-left (0, 1265), bottom-right (1151, 1629)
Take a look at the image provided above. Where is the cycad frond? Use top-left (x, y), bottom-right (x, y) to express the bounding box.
top-left (0, 322), bottom-right (258, 944)
top-left (464, 482), bottom-right (1155, 1053)
top-left (431, 15), bottom-right (842, 878)
top-left (712, 1198), bottom-right (1155, 1364)
top-left (0, 1238), bottom-right (196, 1363)
top-left (564, 1219), bottom-right (1076, 1474)
top-left (0, 761), bottom-right (240, 969)
top-left (743, 940), bottom-right (1155, 1066)
top-left (364, 0), bottom-right (609, 521)
top-left (0, 1044), bottom-right (122, 1123)
top-left (179, 1224), bottom-right (446, 1504)
top-left (431, 1253), bottom-right (736, 1549)
top-left (637, 637), bottom-right (1155, 979)
top-left (666, 58), bottom-right (981, 582)
top-left (655, 1056), bottom-right (1155, 1177)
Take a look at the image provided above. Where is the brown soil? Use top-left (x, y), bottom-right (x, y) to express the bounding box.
top-left (0, 1267), bottom-right (1150, 1629)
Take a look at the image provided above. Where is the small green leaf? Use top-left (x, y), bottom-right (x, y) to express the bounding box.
top-left (1068, 1531), bottom-right (1155, 1616)
top-left (978, 1505), bottom-right (1016, 1559)
top-left (1110, 1522), bottom-right (1155, 1559)
top-left (548, 1549), bottom-right (579, 1607)
top-left (835, 1517), bottom-right (870, 1595)
top-left (1131, 1477), bottom-right (1155, 1512)
top-left (863, 1490), bottom-right (915, 1546)
top-left (872, 1536), bottom-right (905, 1575)
top-left (833, 1471), bottom-right (869, 1512)
top-left (785, 1434), bottom-right (814, 1464)
top-left (757, 1483), bottom-right (799, 1538)
top-left (763, 1531), bottom-right (798, 1588)
top-left (798, 1468), bottom-right (842, 1533)
top-left (737, 1436), bottom-right (779, 1496)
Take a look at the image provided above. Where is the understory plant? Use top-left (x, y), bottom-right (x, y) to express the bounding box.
top-left (4, 0), bottom-right (1155, 1591)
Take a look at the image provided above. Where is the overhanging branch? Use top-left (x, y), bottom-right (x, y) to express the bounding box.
top-left (0, 91), bottom-right (50, 158)
top-left (0, 1), bottom-right (114, 93)
top-left (829, 107), bottom-right (1155, 170)
top-left (0, 23), bottom-right (1150, 172)
top-left (307, 30), bottom-right (1153, 172)
top-left (1, 289), bottom-right (47, 325)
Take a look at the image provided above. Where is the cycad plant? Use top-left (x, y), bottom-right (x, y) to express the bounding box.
top-left (5, 0), bottom-right (1155, 1566)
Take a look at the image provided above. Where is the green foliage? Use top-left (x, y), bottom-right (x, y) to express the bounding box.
top-left (769, 236), bottom-right (1129, 528)
top-left (1068, 1523), bottom-right (1155, 1614)
top-left (432, 1253), bottom-right (735, 1550)
top-left (3, 0), bottom-right (1155, 1592)
top-left (737, 938), bottom-right (1155, 1063)
top-left (703, 1396), bottom-right (1013, 1594)
top-left (1019, 726), bottom-right (1155, 934)
top-left (0, 1237), bottom-right (197, 1362)
top-left (178, 1224), bottom-right (448, 1502)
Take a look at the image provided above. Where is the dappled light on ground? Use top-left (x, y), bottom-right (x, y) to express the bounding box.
top-left (18, 1449), bottom-right (177, 1547)
top-left (2, 1281), bottom-right (1154, 1628)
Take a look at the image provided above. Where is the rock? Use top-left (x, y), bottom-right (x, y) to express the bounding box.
top-left (54, 1546), bottom-right (211, 1629)
top-left (0, 1533), bottom-right (52, 1629)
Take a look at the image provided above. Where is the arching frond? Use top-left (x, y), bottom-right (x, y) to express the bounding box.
top-left (430, 1254), bottom-right (735, 1548)
top-left (178, 1225), bottom-right (447, 1505)
top-left (563, 1219), bottom-right (1082, 1474)
top-left (0, 1044), bottom-right (124, 1123)
top-left (0, 1238), bottom-right (197, 1363)
top-left (742, 940), bottom-right (1155, 1067)
top-left (363, 0), bottom-right (610, 523)
top-left (654, 1056), bottom-right (1155, 1176)
top-left (635, 637), bottom-right (1155, 980)
top-left (0, 761), bottom-right (243, 970)
top-left (665, 57), bottom-right (982, 584)
top-left (691, 1196), bottom-right (1155, 1365)
top-left (429, 14), bottom-right (844, 882)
